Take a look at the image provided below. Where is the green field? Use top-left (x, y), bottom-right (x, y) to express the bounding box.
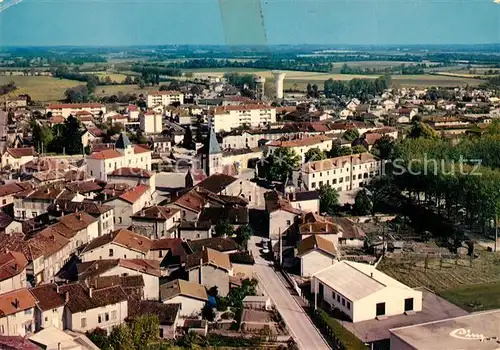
top-left (94, 84), bottom-right (157, 97)
top-left (92, 72), bottom-right (129, 83)
top-left (0, 76), bottom-right (81, 102)
top-left (439, 281), bottom-right (500, 312)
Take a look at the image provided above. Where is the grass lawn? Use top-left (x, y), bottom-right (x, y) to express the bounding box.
top-left (0, 76), bottom-right (81, 102)
top-left (439, 281), bottom-right (500, 312)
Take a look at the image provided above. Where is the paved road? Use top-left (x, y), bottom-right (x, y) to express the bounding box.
top-left (249, 236), bottom-right (331, 350)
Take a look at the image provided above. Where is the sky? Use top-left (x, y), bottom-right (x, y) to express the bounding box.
top-left (0, 0), bottom-right (499, 46)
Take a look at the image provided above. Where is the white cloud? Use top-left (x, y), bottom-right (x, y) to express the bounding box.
top-left (0, 0), bottom-right (24, 13)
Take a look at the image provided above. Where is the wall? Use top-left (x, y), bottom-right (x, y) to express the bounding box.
top-left (0, 270), bottom-right (26, 293)
top-left (100, 266), bottom-right (159, 300)
top-left (0, 308), bottom-right (34, 336)
top-left (188, 265), bottom-right (231, 296)
top-left (69, 300), bottom-right (128, 334)
top-left (37, 306), bottom-right (64, 331)
top-left (389, 333), bottom-right (417, 350)
top-left (232, 263), bottom-right (254, 279)
top-left (353, 287), bottom-right (422, 323)
top-left (163, 295), bottom-right (204, 317)
top-left (1, 154), bottom-right (34, 170)
top-left (179, 228), bottom-right (211, 241)
top-left (269, 210), bottom-right (296, 241)
top-left (300, 250), bottom-right (335, 277)
top-left (290, 198), bottom-right (319, 214)
top-left (81, 242), bottom-right (146, 262)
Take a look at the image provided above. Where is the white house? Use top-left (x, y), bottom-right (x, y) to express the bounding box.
top-left (130, 206), bottom-right (182, 239)
top-left (105, 184), bottom-right (153, 229)
top-left (147, 91), bottom-right (184, 108)
top-left (78, 259), bottom-right (161, 301)
top-left (1, 147), bottom-right (35, 170)
top-left (107, 167), bottom-right (156, 189)
top-left (298, 235), bottom-right (337, 277)
top-left (80, 228), bottom-right (152, 262)
top-left (0, 288), bottom-right (36, 336)
top-left (60, 283), bottom-right (128, 334)
top-left (265, 191), bottom-right (303, 241)
top-left (0, 251), bottom-right (28, 294)
top-left (86, 133), bottom-right (152, 181)
top-left (160, 279), bottom-right (208, 317)
top-left (293, 153), bottom-right (381, 192)
top-left (30, 283), bottom-right (66, 331)
top-left (311, 261), bottom-right (423, 323)
top-left (266, 135), bottom-right (334, 163)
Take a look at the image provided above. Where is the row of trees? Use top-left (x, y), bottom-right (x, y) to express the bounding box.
top-left (339, 63), bottom-right (426, 75)
top-left (323, 75), bottom-right (391, 100)
top-left (0, 81), bottom-right (16, 95)
top-left (32, 115), bottom-right (85, 155)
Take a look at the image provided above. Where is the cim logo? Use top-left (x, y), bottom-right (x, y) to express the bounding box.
top-left (449, 328), bottom-right (485, 341)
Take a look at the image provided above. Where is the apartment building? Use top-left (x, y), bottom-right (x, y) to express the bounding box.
top-left (46, 103), bottom-right (106, 118)
top-left (210, 105), bottom-right (277, 132)
top-left (140, 111), bottom-right (163, 134)
top-left (147, 91), bottom-right (184, 108)
top-left (86, 133), bottom-right (152, 181)
top-left (105, 184), bottom-right (153, 229)
top-left (267, 135), bottom-right (334, 162)
top-left (293, 153), bottom-right (381, 192)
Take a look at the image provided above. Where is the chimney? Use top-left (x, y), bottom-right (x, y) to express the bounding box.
top-left (89, 287), bottom-right (93, 298)
top-left (14, 298), bottom-right (19, 309)
top-left (65, 291), bottom-right (69, 303)
top-left (370, 272), bottom-right (373, 278)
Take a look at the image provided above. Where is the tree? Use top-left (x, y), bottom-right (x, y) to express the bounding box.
top-left (7, 110), bottom-right (15, 125)
top-left (182, 126), bottom-right (194, 150)
top-left (32, 123), bottom-right (53, 153)
top-left (108, 324), bottom-right (134, 350)
top-left (86, 328), bottom-right (110, 350)
top-left (86, 75), bottom-right (100, 93)
top-left (63, 115), bottom-right (84, 155)
top-left (124, 75), bottom-right (134, 84)
top-left (202, 304), bottom-right (216, 321)
top-left (408, 121), bottom-right (438, 140)
top-left (373, 135), bottom-right (394, 159)
top-left (319, 184), bottom-right (339, 215)
top-left (312, 84), bottom-right (319, 98)
top-left (354, 189), bottom-right (373, 215)
top-left (214, 219), bottom-right (233, 237)
top-left (351, 145), bottom-right (367, 154)
top-left (130, 314), bottom-right (159, 348)
top-left (328, 143), bottom-right (352, 158)
top-left (234, 224), bottom-right (253, 249)
top-left (265, 148), bottom-right (300, 183)
top-left (304, 148), bottom-right (326, 163)
top-left (64, 85), bottom-right (89, 103)
top-left (343, 128), bottom-right (360, 142)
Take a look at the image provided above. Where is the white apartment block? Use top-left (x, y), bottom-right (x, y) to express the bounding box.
top-left (210, 105), bottom-right (277, 132)
top-left (46, 103), bottom-right (106, 118)
top-left (293, 153), bottom-right (381, 192)
top-left (140, 112), bottom-right (163, 134)
top-left (147, 91), bottom-right (184, 108)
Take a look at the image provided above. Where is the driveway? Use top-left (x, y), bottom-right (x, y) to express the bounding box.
top-left (249, 236), bottom-right (330, 350)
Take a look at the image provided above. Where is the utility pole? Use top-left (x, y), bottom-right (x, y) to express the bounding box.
top-left (279, 227), bottom-right (283, 268)
top-left (495, 213), bottom-right (498, 253)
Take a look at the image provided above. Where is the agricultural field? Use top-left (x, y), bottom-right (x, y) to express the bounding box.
top-left (94, 84), bottom-right (156, 97)
top-left (0, 76), bottom-right (80, 102)
top-left (91, 72), bottom-right (129, 83)
top-left (378, 246), bottom-right (500, 311)
top-left (186, 68), bottom-right (483, 89)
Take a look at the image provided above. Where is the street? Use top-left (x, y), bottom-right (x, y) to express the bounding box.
top-left (249, 236), bottom-right (331, 350)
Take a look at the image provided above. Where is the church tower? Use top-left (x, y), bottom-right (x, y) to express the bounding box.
top-left (201, 126), bottom-right (222, 176)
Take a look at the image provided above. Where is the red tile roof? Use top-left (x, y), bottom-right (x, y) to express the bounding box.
top-left (47, 103), bottom-right (104, 109)
top-left (82, 228), bottom-right (152, 254)
top-left (131, 206), bottom-right (180, 221)
top-left (87, 149), bottom-right (122, 160)
top-left (150, 91), bottom-right (182, 96)
top-left (118, 184), bottom-right (150, 204)
top-left (0, 251), bottom-right (28, 282)
top-left (110, 167), bottom-right (152, 179)
top-left (49, 116), bottom-right (65, 124)
top-left (29, 283), bottom-right (66, 311)
top-left (59, 282), bottom-right (128, 313)
top-left (0, 336), bottom-right (41, 350)
top-left (0, 288), bottom-right (37, 316)
top-left (133, 146), bottom-right (151, 154)
top-left (267, 135), bottom-right (332, 148)
top-left (75, 110), bottom-right (93, 116)
top-left (5, 147), bottom-right (35, 159)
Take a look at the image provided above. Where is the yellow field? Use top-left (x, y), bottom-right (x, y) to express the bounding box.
top-left (0, 76), bottom-right (81, 102)
top-left (92, 72), bottom-right (129, 83)
top-left (433, 72), bottom-right (481, 78)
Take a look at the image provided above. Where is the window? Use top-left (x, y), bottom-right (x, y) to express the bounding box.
top-left (319, 181), bottom-right (323, 187)
top-left (376, 302), bottom-right (386, 316)
top-left (347, 301), bottom-right (351, 310)
top-left (345, 176), bottom-right (349, 181)
top-left (312, 174), bottom-right (315, 178)
top-left (109, 248), bottom-right (114, 257)
top-left (24, 309), bottom-right (32, 315)
top-left (2, 199), bottom-right (5, 205)
top-left (159, 328), bottom-right (164, 338)
top-left (332, 179), bottom-right (337, 185)
top-left (118, 217), bottom-right (122, 224)
top-left (339, 178), bottom-right (343, 183)
top-left (332, 291), bottom-right (336, 300)
top-left (404, 298), bottom-right (414, 312)
top-left (358, 174), bottom-right (362, 180)
top-left (341, 298), bottom-right (345, 306)
top-left (81, 317), bottom-right (87, 328)
top-left (105, 313), bottom-right (110, 321)
top-left (159, 250), bottom-right (163, 258)
top-left (98, 314), bottom-right (102, 323)
top-left (364, 173), bottom-right (368, 179)
top-left (111, 310), bottom-right (117, 320)
top-left (32, 212), bottom-right (37, 218)
top-left (336, 295), bottom-right (340, 302)
top-left (44, 317), bottom-right (48, 322)
top-left (311, 182), bottom-right (316, 188)
top-left (286, 220), bottom-right (291, 226)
